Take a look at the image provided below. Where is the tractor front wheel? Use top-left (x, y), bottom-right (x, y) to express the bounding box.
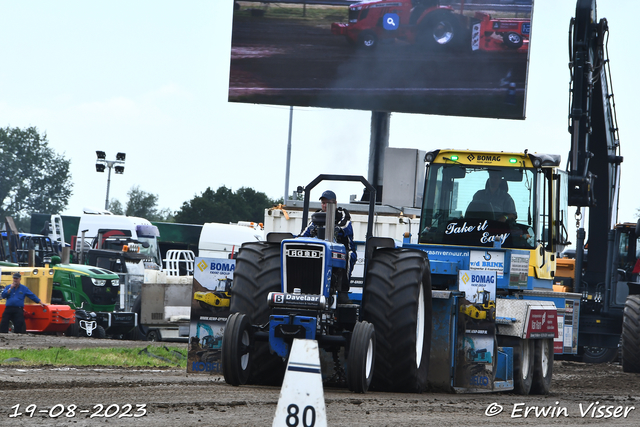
top-left (357, 30), bottom-right (377, 49)
top-left (347, 321), bottom-right (375, 393)
top-left (222, 312), bottom-right (253, 386)
top-left (363, 248), bottom-right (432, 392)
top-left (95, 325), bottom-right (106, 339)
top-left (230, 242), bottom-right (285, 385)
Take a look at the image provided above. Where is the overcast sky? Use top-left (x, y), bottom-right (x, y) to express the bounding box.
top-left (1, 1), bottom-right (638, 231)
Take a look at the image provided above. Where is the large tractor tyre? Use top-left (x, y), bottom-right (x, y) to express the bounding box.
top-left (621, 295), bottom-right (640, 373)
top-left (513, 338), bottom-right (534, 395)
top-left (581, 346), bottom-right (618, 364)
top-left (502, 31), bottom-right (524, 49)
top-left (229, 241), bottom-right (285, 385)
top-left (530, 338), bottom-right (553, 395)
top-left (347, 321), bottom-right (376, 393)
top-left (222, 313), bottom-right (253, 386)
top-left (418, 11), bottom-right (462, 50)
top-left (357, 30), bottom-right (377, 49)
top-left (362, 248), bottom-right (432, 393)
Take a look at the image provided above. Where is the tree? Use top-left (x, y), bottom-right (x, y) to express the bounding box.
top-left (0, 127), bottom-right (72, 230)
top-left (175, 186), bottom-right (279, 224)
top-left (108, 199), bottom-right (124, 215)
top-left (118, 186), bottom-right (174, 222)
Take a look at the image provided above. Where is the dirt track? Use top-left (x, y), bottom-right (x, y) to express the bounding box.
top-left (1, 334), bottom-right (639, 426)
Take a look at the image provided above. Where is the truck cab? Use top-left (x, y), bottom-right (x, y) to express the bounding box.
top-left (77, 212), bottom-right (162, 269)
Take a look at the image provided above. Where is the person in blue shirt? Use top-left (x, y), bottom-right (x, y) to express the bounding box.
top-left (1, 272), bottom-right (47, 333)
top-left (302, 190), bottom-right (357, 279)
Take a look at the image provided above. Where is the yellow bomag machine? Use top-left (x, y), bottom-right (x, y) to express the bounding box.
top-left (460, 289), bottom-right (496, 321)
top-left (193, 278), bottom-right (233, 310)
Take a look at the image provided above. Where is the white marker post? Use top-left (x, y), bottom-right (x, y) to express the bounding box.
top-left (272, 339), bottom-right (327, 427)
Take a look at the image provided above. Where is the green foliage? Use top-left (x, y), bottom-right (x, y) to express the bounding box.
top-left (110, 186), bottom-right (174, 222)
top-left (0, 127), bottom-right (72, 229)
top-left (174, 186), bottom-right (279, 224)
top-left (108, 199), bottom-right (124, 215)
top-left (125, 186), bottom-right (159, 219)
top-left (0, 346), bottom-right (187, 368)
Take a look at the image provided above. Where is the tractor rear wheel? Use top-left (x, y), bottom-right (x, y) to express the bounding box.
top-left (229, 241), bottom-right (285, 385)
top-left (530, 338), bottom-right (553, 395)
top-left (622, 295), bottom-right (640, 372)
top-left (418, 11), bottom-right (462, 50)
top-left (347, 321), bottom-right (375, 393)
top-left (222, 312), bottom-right (253, 386)
top-left (362, 248), bottom-right (432, 392)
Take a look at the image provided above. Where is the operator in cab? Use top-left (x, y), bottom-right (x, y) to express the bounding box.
top-left (471, 170), bottom-right (517, 222)
top-left (302, 190), bottom-right (357, 279)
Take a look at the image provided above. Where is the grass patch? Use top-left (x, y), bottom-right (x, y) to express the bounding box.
top-left (0, 346), bottom-right (187, 368)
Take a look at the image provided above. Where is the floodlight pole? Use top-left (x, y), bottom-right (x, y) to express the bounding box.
top-left (96, 152), bottom-right (125, 211)
top-left (284, 106), bottom-right (293, 201)
top-left (104, 161), bottom-right (114, 210)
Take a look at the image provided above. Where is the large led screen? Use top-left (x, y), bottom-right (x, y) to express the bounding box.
top-left (229, 0), bottom-right (533, 119)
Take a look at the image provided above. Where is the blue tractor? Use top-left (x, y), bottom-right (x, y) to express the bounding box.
top-left (222, 175), bottom-right (432, 393)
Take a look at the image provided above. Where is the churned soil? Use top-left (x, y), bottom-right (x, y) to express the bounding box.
top-left (1, 333), bottom-right (639, 426)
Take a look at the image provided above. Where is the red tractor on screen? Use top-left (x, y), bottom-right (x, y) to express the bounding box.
top-left (331, 0), bottom-right (530, 52)
top-left (331, 0), bottom-right (467, 49)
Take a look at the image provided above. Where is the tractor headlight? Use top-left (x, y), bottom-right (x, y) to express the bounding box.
top-left (91, 278), bottom-right (107, 287)
top-left (110, 278), bottom-right (120, 287)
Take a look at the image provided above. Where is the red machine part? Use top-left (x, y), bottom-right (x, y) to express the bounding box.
top-left (524, 307), bottom-right (558, 339)
top-left (472, 12), bottom-right (530, 52)
top-left (0, 304), bottom-right (75, 333)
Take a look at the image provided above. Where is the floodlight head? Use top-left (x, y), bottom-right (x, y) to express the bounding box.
top-left (114, 166), bottom-right (125, 174)
top-left (96, 151), bottom-right (106, 160)
top-left (95, 163), bottom-right (106, 173)
top-left (116, 152), bottom-right (126, 161)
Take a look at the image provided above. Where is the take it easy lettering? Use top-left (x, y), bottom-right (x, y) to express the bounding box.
top-left (445, 220), bottom-right (488, 234)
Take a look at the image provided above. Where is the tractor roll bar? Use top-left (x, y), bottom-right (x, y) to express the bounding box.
top-left (300, 174), bottom-right (376, 245)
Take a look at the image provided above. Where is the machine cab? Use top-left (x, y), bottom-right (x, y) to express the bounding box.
top-left (418, 149), bottom-right (571, 282)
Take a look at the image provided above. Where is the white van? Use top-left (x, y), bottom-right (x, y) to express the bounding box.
top-left (198, 222), bottom-right (264, 259)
